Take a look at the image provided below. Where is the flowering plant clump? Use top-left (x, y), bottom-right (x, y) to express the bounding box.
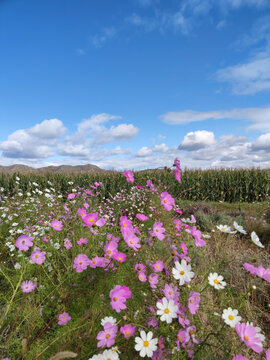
top-left (0, 158), bottom-right (269, 359)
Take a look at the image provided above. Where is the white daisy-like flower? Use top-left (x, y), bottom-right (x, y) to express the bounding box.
top-left (202, 234), bottom-right (211, 239)
top-left (208, 272), bottom-right (226, 290)
top-left (134, 330), bottom-right (158, 358)
top-left (102, 349), bottom-right (119, 360)
top-left (88, 354), bottom-right (103, 360)
top-left (222, 307), bottom-right (242, 328)
top-left (172, 260), bottom-right (194, 286)
top-left (100, 316), bottom-right (117, 326)
top-left (156, 297), bottom-right (178, 324)
top-left (216, 224), bottom-right (237, 234)
top-left (251, 231), bottom-right (264, 248)
top-left (233, 221), bottom-right (247, 235)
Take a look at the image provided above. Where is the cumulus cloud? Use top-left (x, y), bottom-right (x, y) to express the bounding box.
top-left (251, 133), bottom-right (270, 151)
top-left (0, 119), bottom-right (65, 159)
top-left (179, 130), bottom-right (216, 151)
top-left (136, 146), bottom-right (153, 157)
top-left (29, 118), bottom-right (66, 139)
top-left (161, 105), bottom-right (270, 132)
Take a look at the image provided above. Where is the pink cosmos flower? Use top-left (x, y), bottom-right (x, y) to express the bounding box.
top-left (73, 254), bottom-right (90, 273)
top-left (160, 192), bottom-right (175, 211)
top-left (152, 222), bottom-right (165, 241)
top-left (96, 217), bottom-right (106, 227)
top-left (136, 213), bottom-right (148, 221)
top-left (64, 238), bottom-right (73, 249)
top-left (67, 193), bottom-right (76, 200)
top-left (113, 252), bottom-right (126, 263)
top-left (163, 283), bottom-right (180, 304)
top-left (185, 326), bottom-right (199, 344)
top-left (82, 212), bottom-right (98, 226)
top-left (15, 235), bottom-right (33, 251)
top-left (173, 170), bottom-right (181, 182)
top-left (174, 157), bottom-right (181, 172)
top-left (188, 291), bottom-right (200, 315)
top-left (187, 226), bottom-right (205, 247)
top-left (243, 263), bottom-right (270, 282)
top-left (30, 249), bottom-right (46, 265)
top-left (235, 322), bottom-right (263, 353)
top-left (178, 306), bottom-right (190, 327)
top-left (125, 234), bottom-right (141, 251)
top-left (173, 219), bottom-right (181, 231)
top-left (135, 263), bottom-right (146, 272)
top-left (120, 324), bottom-right (135, 339)
top-left (78, 208), bottom-right (87, 218)
top-left (149, 273), bottom-right (158, 289)
top-left (138, 271), bottom-right (147, 282)
top-left (83, 202), bottom-right (89, 209)
top-left (21, 280), bottom-right (37, 293)
top-left (89, 256), bottom-right (106, 268)
top-left (266, 349), bottom-right (270, 360)
top-left (58, 312), bottom-right (71, 325)
top-left (50, 220), bottom-right (63, 231)
top-left (3, 358), bottom-right (12, 360)
top-left (110, 285), bottom-right (132, 313)
top-left (97, 322), bottom-right (118, 348)
top-left (232, 356), bottom-right (249, 360)
top-left (123, 170), bottom-right (134, 183)
top-left (180, 242), bottom-right (188, 255)
top-left (42, 235), bottom-right (51, 243)
top-left (104, 241), bottom-right (118, 258)
top-left (77, 238), bottom-right (88, 246)
top-left (176, 329), bottom-right (186, 349)
top-left (152, 260), bottom-right (164, 273)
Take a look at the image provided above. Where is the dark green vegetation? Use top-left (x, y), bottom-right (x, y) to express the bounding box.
top-left (0, 167), bottom-right (269, 202)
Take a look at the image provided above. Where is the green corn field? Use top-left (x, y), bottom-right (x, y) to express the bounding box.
top-left (0, 168), bottom-right (269, 203)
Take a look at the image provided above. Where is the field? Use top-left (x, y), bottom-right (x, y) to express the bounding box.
top-left (0, 164), bottom-right (269, 360)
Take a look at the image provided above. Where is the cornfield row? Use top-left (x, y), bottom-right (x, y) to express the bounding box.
top-left (0, 168), bottom-right (269, 203)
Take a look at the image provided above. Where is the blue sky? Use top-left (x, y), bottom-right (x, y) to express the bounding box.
top-left (0, 0), bottom-right (270, 170)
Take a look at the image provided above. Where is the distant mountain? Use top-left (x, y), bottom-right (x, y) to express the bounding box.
top-left (0, 164), bottom-right (105, 174)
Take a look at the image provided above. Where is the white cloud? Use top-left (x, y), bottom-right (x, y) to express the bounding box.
top-left (179, 130), bottom-right (215, 150)
top-left (252, 133), bottom-right (270, 151)
top-left (153, 143), bottom-right (169, 152)
top-left (29, 119), bottom-right (66, 139)
top-left (0, 119), bottom-right (65, 159)
top-left (136, 146), bottom-right (153, 157)
top-left (91, 27), bottom-right (117, 48)
top-left (216, 48), bottom-right (270, 95)
top-left (161, 105), bottom-right (270, 131)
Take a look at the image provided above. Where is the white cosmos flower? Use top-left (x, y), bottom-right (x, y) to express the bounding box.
top-left (156, 297), bottom-right (178, 324)
top-left (251, 231), bottom-right (264, 248)
top-left (208, 272), bottom-right (226, 290)
top-left (100, 316), bottom-right (117, 326)
top-left (135, 330), bottom-right (158, 358)
top-left (88, 354), bottom-right (103, 360)
top-left (222, 307), bottom-right (242, 328)
top-left (216, 224), bottom-right (237, 234)
top-left (233, 221), bottom-right (247, 235)
top-left (172, 260), bottom-right (194, 286)
top-left (102, 349), bottom-right (119, 360)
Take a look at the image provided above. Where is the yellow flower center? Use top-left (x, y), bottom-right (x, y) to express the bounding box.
top-left (108, 250), bottom-right (111, 254)
top-left (180, 271), bottom-right (185, 275)
top-left (144, 341), bottom-right (149, 347)
top-left (189, 330), bottom-right (194, 335)
top-left (54, 225), bottom-right (58, 228)
top-left (164, 200), bottom-right (167, 203)
top-left (214, 279), bottom-right (219, 284)
top-left (118, 257), bottom-right (122, 261)
top-left (89, 219), bottom-right (93, 222)
top-left (244, 336), bottom-right (249, 341)
top-left (113, 297), bottom-right (118, 302)
top-left (123, 223), bottom-right (126, 227)
top-left (156, 229), bottom-right (159, 232)
top-left (169, 291), bottom-right (172, 295)
top-left (190, 299), bottom-right (193, 303)
top-left (62, 317), bottom-right (66, 321)
top-left (125, 331), bottom-right (130, 335)
top-left (106, 334), bottom-right (110, 339)
top-left (228, 315), bottom-right (234, 320)
top-left (164, 308), bottom-right (170, 314)
top-left (178, 336), bottom-right (181, 340)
